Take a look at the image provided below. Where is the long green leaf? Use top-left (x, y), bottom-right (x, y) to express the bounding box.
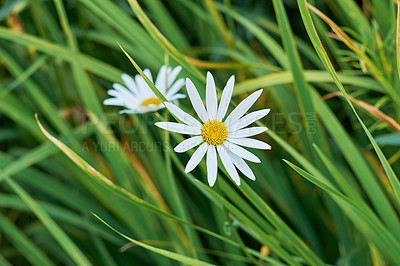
top-left (298, 0), bottom-right (400, 234)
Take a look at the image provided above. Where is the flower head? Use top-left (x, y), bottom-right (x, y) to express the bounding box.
top-left (104, 65), bottom-right (185, 114)
top-left (155, 72), bottom-right (270, 186)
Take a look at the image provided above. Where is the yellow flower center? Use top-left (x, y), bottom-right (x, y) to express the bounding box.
top-left (201, 120), bottom-right (228, 146)
top-left (141, 97), bottom-right (161, 107)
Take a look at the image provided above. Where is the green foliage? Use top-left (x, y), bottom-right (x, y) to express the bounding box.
top-left (1, 0), bottom-right (400, 265)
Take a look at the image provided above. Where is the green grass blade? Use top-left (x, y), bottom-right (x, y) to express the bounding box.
top-left (92, 213), bottom-right (215, 266)
top-left (234, 70), bottom-right (384, 95)
top-left (298, 0), bottom-right (400, 234)
top-left (128, 0), bottom-right (203, 81)
top-left (0, 55), bottom-right (48, 98)
top-left (3, 178), bottom-right (92, 265)
top-left (142, 0), bottom-right (189, 49)
top-left (0, 212), bottom-right (55, 266)
top-left (284, 160), bottom-right (400, 264)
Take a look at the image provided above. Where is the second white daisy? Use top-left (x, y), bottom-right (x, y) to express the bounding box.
top-left (155, 72), bottom-right (270, 186)
top-left (104, 65), bottom-right (185, 114)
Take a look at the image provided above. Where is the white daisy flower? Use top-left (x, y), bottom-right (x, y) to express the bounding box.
top-left (104, 65), bottom-right (185, 114)
top-left (155, 72), bottom-right (271, 187)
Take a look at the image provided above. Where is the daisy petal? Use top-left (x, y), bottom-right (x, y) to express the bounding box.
top-left (112, 83), bottom-right (134, 98)
top-left (105, 67), bottom-right (185, 114)
top-left (143, 68), bottom-right (153, 82)
top-left (217, 145), bottom-right (240, 185)
top-left (120, 109), bottom-right (138, 114)
top-left (185, 142), bottom-right (208, 173)
top-left (169, 93), bottom-right (186, 101)
top-left (107, 90), bottom-right (119, 97)
top-left (224, 141), bottom-right (260, 163)
top-left (105, 86), bottom-right (138, 109)
top-left (224, 89), bottom-right (263, 127)
top-left (135, 75), bottom-right (153, 98)
top-left (111, 84), bottom-right (137, 105)
top-left (174, 136), bottom-right (203, 153)
top-left (206, 145), bottom-right (218, 187)
top-left (229, 152), bottom-right (256, 181)
top-left (206, 72), bottom-right (217, 120)
top-left (155, 65), bottom-right (167, 93)
top-left (121, 74), bottom-right (138, 94)
top-left (186, 78), bottom-right (208, 123)
top-left (103, 98), bottom-right (124, 106)
top-left (168, 66), bottom-right (182, 87)
top-left (217, 75), bottom-right (235, 121)
top-left (228, 127), bottom-right (267, 138)
top-left (166, 79), bottom-right (184, 98)
top-left (155, 122), bottom-right (201, 135)
top-left (165, 102), bottom-right (202, 128)
top-left (227, 137), bottom-right (271, 150)
top-left (228, 109), bottom-right (270, 132)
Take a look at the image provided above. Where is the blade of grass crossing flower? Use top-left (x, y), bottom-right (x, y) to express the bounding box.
top-left (117, 43), bottom-right (167, 103)
top-left (298, 0), bottom-right (400, 233)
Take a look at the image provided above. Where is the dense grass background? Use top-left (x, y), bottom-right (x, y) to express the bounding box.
top-left (1, 0), bottom-right (400, 265)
